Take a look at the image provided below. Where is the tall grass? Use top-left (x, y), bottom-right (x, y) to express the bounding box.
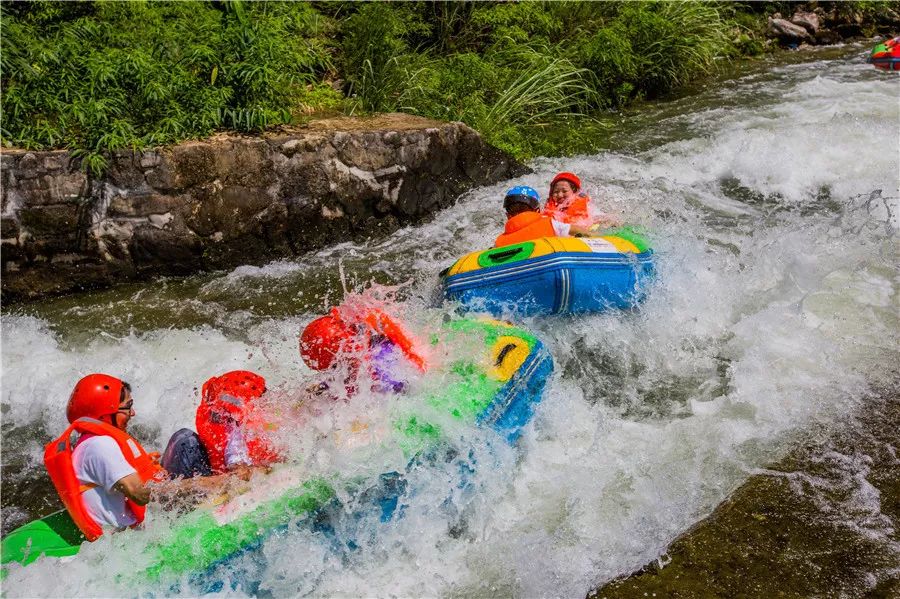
top-left (1, 0), bottom-right (334, 174)
top-left (576, 1), bottom-right (729, 106)
top-left (478, 46), bottom-right (596, 133)
top-left (2, 1), bottom-right (778, 164)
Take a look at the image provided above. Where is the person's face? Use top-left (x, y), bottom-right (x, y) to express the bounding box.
top-left (114, 389), bottom-right (135, 431)
top-left (550, 180), bottom-right (577, 204)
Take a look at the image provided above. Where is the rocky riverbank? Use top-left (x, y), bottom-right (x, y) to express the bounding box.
top-left (764, 3), bottom-right (899, 47)
top-left (0, 114), bottom-right (526, 302)
top-left (592, 385), bottom-right (900, 598)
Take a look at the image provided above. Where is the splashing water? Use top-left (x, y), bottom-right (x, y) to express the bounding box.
top-left (2, 46), bottom-right (898, 597)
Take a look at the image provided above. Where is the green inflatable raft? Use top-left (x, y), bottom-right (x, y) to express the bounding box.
top-left (1, 317), bottom-right (553, 586)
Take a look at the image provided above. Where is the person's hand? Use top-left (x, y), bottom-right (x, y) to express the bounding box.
top-left (231, 464), bottom-right (254, 481)
top-left (306, 381), bottom-right (329, 397)
top-left (570, 224), bottom-right (594, 237)
top-left (594, 215), bottom-right (622, 228)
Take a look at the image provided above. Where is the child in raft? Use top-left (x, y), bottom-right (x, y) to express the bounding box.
top-left (542, 171), bottom-right (620, 229)
top-left (495, 185), bottom-right (593, 248)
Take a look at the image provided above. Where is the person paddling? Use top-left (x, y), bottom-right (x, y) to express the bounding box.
top-left (495, 186), bottom-right (592, 248)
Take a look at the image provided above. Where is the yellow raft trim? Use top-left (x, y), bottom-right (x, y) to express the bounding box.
top-left (447, 236), bottom-right (638, 276)
top-left (489, 335), bottom-right (530, 382)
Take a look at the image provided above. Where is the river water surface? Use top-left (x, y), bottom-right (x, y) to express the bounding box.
top-left (2, 45), bottom-right (898, 597)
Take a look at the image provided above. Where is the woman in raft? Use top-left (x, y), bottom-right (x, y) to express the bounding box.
top-left (542, 171), bottom-right (620, 229)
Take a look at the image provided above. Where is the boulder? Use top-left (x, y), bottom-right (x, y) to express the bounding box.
top-left (791, 11), bottom-right (820, 35)
top-left (767, 17), bottom-right (812, 44)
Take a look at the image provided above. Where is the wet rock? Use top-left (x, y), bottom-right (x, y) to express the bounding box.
top-left (18, 204), bottom-right (80, 238)
top-left (834, 22), bottom-right (864, 39)
top-left (144, 160), bottom-right (178, 192)
top-left (874, 8), bottom-right (900, 32)
top-left (169, 143), bottom-right (217, 190)
top-left (108, 191), bottom-right (182, 218)
top-left (139, 151), bottom-right (162, 169)
top-left (791, 10), bottom-right (820, 35)
top-left (129, 224), bottom-right (202, 274)
top-left (767, 17), bottom-right (812, 44)
top-left (17, 153), bottom-right (39, 176)
top-left (16, 173), bottom-right (87, 206)
top-left (1, 114), bottom-right (526, 303)
top-left (814, 29), bottom-right (842, 45)
top-left (1, 217), bottom-right (19, 239)
top-left (106, 153), bottom-right (146, 189)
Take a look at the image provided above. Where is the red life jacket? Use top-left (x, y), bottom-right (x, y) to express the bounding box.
top-left (195, 389), bottom-right (280, 475)
top-left (543, 193), bottom-right (593, 227)
top-left (44, 417), bottom-right (163, 542)
top-left (495, 212), bottom-right (557, 247)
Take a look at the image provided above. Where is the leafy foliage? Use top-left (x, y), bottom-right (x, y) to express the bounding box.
top-left (1, 0), bottom-right (333, 174)
top-left (2, 0), bottom-right (797, 164)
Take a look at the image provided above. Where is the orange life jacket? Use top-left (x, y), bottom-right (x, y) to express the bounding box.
top-left (363, 309), bottom-right (428, 372)
top-left (44, 417), bottom-right (163, 541)
top-left (543, 193), bottom-right (592, 227)
top-left (495, 212), bottom-right (558, 247)
top-left (196, 390), bottom-right (281, 475)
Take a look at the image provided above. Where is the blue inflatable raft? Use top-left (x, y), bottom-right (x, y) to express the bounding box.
top-left (442, 227), bottom-right (654, 317)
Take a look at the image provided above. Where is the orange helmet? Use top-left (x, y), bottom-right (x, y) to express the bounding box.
top-left (300, 310), bottom-right (359, 370)
top-left (550, 172), bottom-right (581, 192)
top-left (66, 374), bottom-right (125, 423)
top-left (201, 370), bottom-right (266, 418)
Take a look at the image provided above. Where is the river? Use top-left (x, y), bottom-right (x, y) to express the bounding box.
top-left (2, 44), bottom-right (897, 597)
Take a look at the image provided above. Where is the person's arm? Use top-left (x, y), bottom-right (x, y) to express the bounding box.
top-left (569, 224), bottom-right (594, 237)
top-left (148, 465), bottom-right (262, 507)
top-left (113, 472), bottom-right (151, 506)
top-left (593, 212), bottom-right (621, 228)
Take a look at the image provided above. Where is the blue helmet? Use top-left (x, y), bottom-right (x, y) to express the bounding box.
top-left (503, 186), bottom-right (541, 211)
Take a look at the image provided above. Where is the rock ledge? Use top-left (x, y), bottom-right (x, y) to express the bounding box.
top-left (1, 114), bottom-right (527, 302)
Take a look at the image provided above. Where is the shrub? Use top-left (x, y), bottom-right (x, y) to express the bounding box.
top-left (1, 0), bottom-right (333, 174)
top-left (575, 1), bottom-right (729, 104)
top-left (0, 1), bottom-right (789, 165)
top-left (341, 3), bottom-right (428, 113)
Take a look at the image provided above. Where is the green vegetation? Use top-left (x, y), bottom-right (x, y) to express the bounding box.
top-left (1, 0), bottom-right (336, 174)
top-left (0, 1), bottom-right (876, 168)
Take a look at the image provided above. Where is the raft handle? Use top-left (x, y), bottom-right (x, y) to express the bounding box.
top-left (487, 247), bottom-right (523, 263)
top-left (495, 343), bottom-right (517, 367)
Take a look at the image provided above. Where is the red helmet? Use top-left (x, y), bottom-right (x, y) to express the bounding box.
top-left (550, 172), bottom-right (581, 192)
top-left (300, 310), bottom-right (359, 370)
top-left (66, 374), bottom-right (125, 423)
top-left (201, 370), bottom-right (266, 417)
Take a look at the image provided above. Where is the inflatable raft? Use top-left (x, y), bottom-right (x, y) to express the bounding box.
top-left (442, 226), bottom-right (654, 317)
top-left (1, 318), bottom-right (552, 586)
top-left (868, 37), bottom-right (900, 71)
